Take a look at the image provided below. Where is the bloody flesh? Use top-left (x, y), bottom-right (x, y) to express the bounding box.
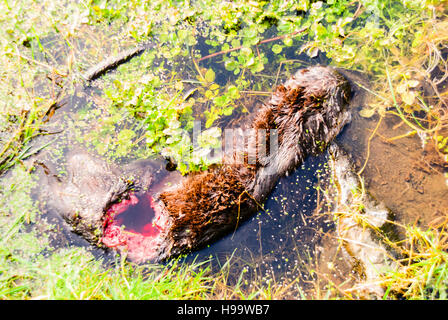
top-left (102, 192), bottom-right (162, 248)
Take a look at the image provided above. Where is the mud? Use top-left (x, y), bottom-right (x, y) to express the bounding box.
top-left (338, 112), bottom-right (448, 233)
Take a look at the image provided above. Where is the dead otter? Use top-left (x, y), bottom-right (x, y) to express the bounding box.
top-left (153, 66), bottom-right (352, 261)
top-left (41, 65), bottom-right (352, 263)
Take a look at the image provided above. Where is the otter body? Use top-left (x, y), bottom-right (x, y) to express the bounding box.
top-left (42, 66), bottom-right (352, 262)
top-left (154, 66), bottom-right (351, 260)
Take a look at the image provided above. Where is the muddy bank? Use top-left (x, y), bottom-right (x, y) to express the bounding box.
top-left (328, 144), bottom-right (398, 298)
top-left (338, 112), bottom-right (448, 232)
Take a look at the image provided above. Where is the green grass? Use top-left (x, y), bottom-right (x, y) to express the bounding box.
top-left (0, 246), bottom-right (213, 300)
top-left (380, 224), bottom-right (448, 300)
top-left (25, 251), bottom-right (214, 300)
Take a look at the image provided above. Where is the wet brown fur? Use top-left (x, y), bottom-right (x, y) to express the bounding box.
top-left (155, 66), bottom-right (352, 260)
top-left (158, 163), bottom-right (256, 255)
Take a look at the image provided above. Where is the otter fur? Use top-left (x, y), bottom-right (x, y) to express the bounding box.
top-left (41, 65), bottom-right (352, 263)
top-left (153, 66), bottom-right (352, 260)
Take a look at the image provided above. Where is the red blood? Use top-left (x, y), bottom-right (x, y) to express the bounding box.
top-left (140, 222), bottom-right (160, 237)
top-left (101, 192), bottom-right (162, 260)
top-left (102, 225), bottom-right (127, 247)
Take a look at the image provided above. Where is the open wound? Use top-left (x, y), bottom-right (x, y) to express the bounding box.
top-left (102, 192), bottom-right (162, 249)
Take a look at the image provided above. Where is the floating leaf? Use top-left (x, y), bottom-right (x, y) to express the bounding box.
top-left (283, 37), bottom-right (293, 46)
top-left (359, 108), bottom-right (376, 118)
top-left (227, 85), bottom-right (240, 99)
top-left (209, 83), bottom-right (220, 91)
top-left (205, 90), bottom-right (214, 99)
top-left (224, 59), bottom-right (238, 71)
top-left (246, 56), bottom-right (255, 66)
top-left (204, 68), bottom-right (215, 83)
top-left (223, 106), bottom-right (234, 116)
top-left (308, 46), bottom-right (319, 58)
top-left (401, 91), bottom-right (416, 105)
top-left (272, 44), bottom-right (283, 54)
top-left (407, 80), bottom-right (420, 88)
top-left (396, 83), bottom-right (407, 94)
top-left (240, 47), bottom-right (252, 56)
